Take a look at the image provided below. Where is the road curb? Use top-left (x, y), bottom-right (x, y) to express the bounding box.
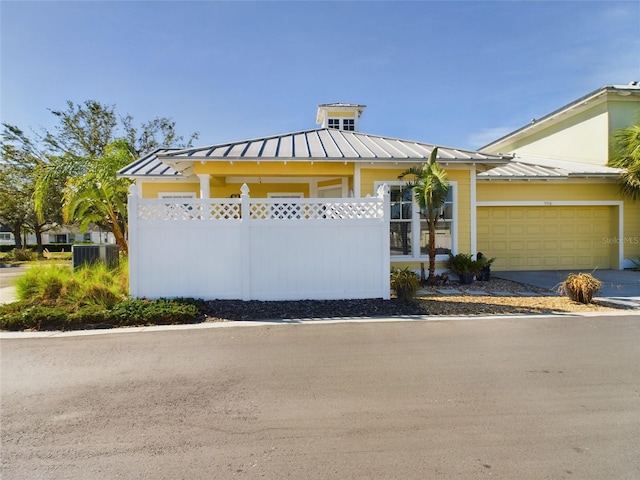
top-left (1, 309), bottom-right (635, 339)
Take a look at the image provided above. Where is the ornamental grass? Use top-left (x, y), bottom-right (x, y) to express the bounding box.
top-left (558, 272), bottom-right (602, 304)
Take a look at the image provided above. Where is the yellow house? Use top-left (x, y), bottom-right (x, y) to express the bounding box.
top-left (479, 83), bottom-right (640, 270)
top-left (120, 103), bottom-right (511, 279)
top-left (119, 86), bottom-right (639, 284)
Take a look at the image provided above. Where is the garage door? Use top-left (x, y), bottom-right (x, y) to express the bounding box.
top-left (477, 206), bottom-right (614, 271)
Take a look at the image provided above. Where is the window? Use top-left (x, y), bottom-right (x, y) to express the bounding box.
top-left (268, 193), bottom-right (303, 219)
top-left (0, 233), bottom-right (11, 241)
top-left (390, 186), bottom-right (414, 256)
top-left (386, 183), bottom-right (455, 258)
top-left (327, 118), bottom-right (355, 131)
top-left (53, 234), bottom-right (68, 244)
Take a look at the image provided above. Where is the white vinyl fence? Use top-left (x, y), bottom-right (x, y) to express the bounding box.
top-left (127, 184), bottom-right (390, 301)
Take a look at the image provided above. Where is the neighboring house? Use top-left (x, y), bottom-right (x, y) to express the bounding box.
top-left (119, 87), bottom-right (640, 299)
top-left (0, 223), bottom-right (116, 247)
top-left (479, 82), bottom-right (640, 270)
top-left (0, 224), bottom-right (12, 245)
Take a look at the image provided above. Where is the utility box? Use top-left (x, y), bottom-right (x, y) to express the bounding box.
top-left (72, 244), bottom-right (120, 269)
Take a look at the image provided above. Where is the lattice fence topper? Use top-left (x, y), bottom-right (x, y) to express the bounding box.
top-left (137, 201), bottom-right (241, 221)
top-left (249, 200), bottom-right (384, 220)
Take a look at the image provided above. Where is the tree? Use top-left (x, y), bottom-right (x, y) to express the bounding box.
top-left (34, 100), bottom-right (199, 254)
top-left (62, 139), bottom-right (133, 253)
top-left (608, 123), bottom-right (640, 200)
top-left (0, 124), bottom-right (63, 254)
top-left (399, 147), bottom-right (450, 283)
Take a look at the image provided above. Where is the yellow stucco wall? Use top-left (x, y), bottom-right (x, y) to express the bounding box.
top-left (141, 182), bottom-right (200, 198)
top-left (498, 103), bottom-right (609, 165)
top-left (477, 179), bottom-right (620, 202)
top-left (486, 96), bottom-right (639, 166)
top-left (360, 166), bottom-right (473, 270)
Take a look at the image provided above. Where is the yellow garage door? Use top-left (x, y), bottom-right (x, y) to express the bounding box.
top-left (477, 206), bottom-right (614, 271)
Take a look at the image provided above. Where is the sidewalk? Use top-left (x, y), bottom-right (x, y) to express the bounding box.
top-left (0, 265), bottom-right (26, 304)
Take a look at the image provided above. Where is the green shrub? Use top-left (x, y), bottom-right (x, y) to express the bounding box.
top-left (3, 248), bottom-right (36, 262)
top-left (6, 306), bottom-right (70, 330)
top-left (558, 272), bottom-right (602, 304)
top-left (69, 306), bottom-right (112, 326)
top-left (445, 253), bottom-right (483, 275)
top-left (109, 298), bottom-right (200, 326)
top-left (1, 259), bottom-right (207, 331)
top-left (15, 262), bottom-right (127, 309)
top-left (0, 298), bottom-right (202, 331)
top-left (390, 268), bottom-right (420, 302)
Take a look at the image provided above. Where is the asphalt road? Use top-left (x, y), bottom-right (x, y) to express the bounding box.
top-left (2, 316), bottom-right (639, 479)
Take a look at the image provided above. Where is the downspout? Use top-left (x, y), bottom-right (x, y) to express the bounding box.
top-left (470, 166), bottom-right (477, 257)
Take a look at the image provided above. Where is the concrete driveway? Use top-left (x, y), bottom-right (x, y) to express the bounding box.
top-left (496, 269), bottom-right (640, 308)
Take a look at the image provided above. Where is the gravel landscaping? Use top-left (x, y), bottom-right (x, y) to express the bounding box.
top-left (203, 277), bottom-right (625, 322)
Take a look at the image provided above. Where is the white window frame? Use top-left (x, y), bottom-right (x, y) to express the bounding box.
top-left (327, 118), bottom-right (355, 131)
top-left (376, 180), bottom-right (457, 261)
top-left (267, 193), bottom-right (304, 199)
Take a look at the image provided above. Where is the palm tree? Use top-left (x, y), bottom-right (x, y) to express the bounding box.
top-left (608, 123), bottom-right (640, 200)
top-left (398, 147), bottom-right (450, 283)
top-left (35, 139), bottom-right (133, 254)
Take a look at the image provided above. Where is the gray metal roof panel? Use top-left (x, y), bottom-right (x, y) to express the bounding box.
top-left (160, 129), bottom-right (510, 163)
top-left (117, 149), bottom-right (182, 177)
top-left (478, 155), bottom-right (623, 179)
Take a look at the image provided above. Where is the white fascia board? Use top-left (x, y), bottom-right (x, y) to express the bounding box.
top-left (481, 87), bottom-right (610, 152)
top-left (476, 200), bottom-right (623, 207)
top-left (226, 176), bottom-right (343, 184)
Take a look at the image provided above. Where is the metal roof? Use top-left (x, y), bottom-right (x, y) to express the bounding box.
top-left (118, 129), bottom-right (513, 179)
top-left (159, 128), bottom-right (511, 163)
top-left (117, 148), bottom-right (181, 178)
top-left (478, 155), bottom-right (623, 179)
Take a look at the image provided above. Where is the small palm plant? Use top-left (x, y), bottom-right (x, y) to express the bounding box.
top-left (399, 147), bottom-right (450, 284)
top-left (558, 272), bottom-right (602, 304)
top-left (390, 267), bottom-right (420, 302)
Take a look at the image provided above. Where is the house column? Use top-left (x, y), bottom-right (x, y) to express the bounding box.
top-left (197, 174), bottom-right (210, 199)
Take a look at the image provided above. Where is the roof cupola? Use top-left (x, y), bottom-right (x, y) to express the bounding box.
top-left (316, 103), bottom-right (366, 132)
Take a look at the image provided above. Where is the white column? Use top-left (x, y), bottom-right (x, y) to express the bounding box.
top-left (197, 173), bottom-right (211, 199)
top-left (354, 164), bottom-right (361, 197)
top-left (470, 166), bottom-right (477, 257)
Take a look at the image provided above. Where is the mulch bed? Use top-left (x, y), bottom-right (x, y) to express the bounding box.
top-left (203, 278), bottom-right (625, 322)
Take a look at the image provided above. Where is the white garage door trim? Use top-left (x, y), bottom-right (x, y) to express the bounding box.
top-left (476, 200), bottom-right (624, 270)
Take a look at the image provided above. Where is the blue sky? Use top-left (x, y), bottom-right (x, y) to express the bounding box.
top-left (2, 1), bottom-right (639, 152)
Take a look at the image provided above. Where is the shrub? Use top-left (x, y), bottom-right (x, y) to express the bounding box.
top-left (390, 268), bottom-right (420, 302)
top-left (15, 262), bottom-right (127, 309)
top-left (3, 248), bottom-right (36, 262)
top-left (109, 298), bottom-right (200, 326)
top-left (558, 272), bottom-right (602, 304)
top-left (6, 305), bottom-right (70, 331)
top-left (1, 256), bottom-right (207, 331)
top-left (0, 299), bottom-right (202, 331)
